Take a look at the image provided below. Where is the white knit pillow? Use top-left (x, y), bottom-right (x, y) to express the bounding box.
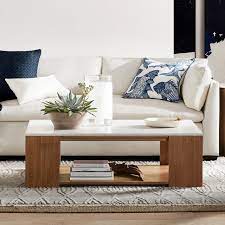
top-left (5, 75), bottom-right (69, 104)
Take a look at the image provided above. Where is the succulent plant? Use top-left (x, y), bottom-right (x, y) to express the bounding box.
top-left (41, 83), bottom-right (97, 117)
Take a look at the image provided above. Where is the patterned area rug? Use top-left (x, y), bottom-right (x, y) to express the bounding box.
top-left (1, 158), bottom-right (225, 212)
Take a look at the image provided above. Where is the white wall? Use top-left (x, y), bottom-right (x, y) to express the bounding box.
top-left (0, 0), bottom-right (174, 58)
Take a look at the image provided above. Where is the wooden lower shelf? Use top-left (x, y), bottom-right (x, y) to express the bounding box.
top-left (59, 165), bottom-right (169, 186)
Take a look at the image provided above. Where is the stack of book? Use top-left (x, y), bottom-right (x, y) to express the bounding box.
top-left (70, 160), bottom-right (114, 181)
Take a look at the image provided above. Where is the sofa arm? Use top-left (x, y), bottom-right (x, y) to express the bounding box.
top-left (202, 80), bottom-right (220, 156)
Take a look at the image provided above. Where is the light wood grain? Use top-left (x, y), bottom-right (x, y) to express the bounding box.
top-left (168, 136), bottom-right (203, 187)
top-left (0, 213), bottom-right (225, 225)
top-left (160, 141), bottom-right (168, 165)
top-left (25, 136), bottom-right (60, 187)
top-left (25, 134), bottom-right (202, 188)
top-left (59, 165), bottom-right (169, 186)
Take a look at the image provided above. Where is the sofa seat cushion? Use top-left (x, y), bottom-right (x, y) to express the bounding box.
top-left (113, 95), bottom-right (204, 122)
top-left (0, 95), bottom-right (204, 122)
top-left (0, 99), bottom-right (49, 121)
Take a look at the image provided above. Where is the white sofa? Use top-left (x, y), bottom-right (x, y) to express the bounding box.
top-left (0, 56), bottom-right (220, 156)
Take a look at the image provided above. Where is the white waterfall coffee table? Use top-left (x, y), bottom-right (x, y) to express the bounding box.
top-left (25, 120), bottom-right (203, 188)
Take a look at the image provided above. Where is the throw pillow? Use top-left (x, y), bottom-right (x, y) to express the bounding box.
top-left (5, 75), bottom-right (69, 104)
top-left (182, 59), bottom-right (212, 111)
top-left (0, 49), bottom-right (41, 102)
top-left (123, 58), bottom-right (194, 102)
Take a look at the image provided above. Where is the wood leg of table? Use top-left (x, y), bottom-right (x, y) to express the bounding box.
top-left (25, 136), bottom-right (60, 188)
top-left (160, 141), bottom-right (168, 165)
top-left (168, 136), bottom-right (203, 187)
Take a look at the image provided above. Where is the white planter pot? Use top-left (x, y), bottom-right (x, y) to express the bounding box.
top-left (49, 112), bottom-right (86, 130)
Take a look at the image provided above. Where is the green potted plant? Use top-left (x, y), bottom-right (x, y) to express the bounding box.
top-left (41, 83), bottom-right (96, 129)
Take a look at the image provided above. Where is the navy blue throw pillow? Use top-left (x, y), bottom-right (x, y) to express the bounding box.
top-left (0, 49), bottom-right (41, 102)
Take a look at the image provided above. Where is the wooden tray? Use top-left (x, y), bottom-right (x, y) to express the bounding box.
top-left (59, 165), bottom-right (169, 186)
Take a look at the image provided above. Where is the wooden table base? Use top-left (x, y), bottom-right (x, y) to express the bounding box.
top-left (168, 136), bottom-right (203, 187)
top-left (25, 136), bottom-right (60, 187)
top-left (25, 136), bottom-right (202, 188)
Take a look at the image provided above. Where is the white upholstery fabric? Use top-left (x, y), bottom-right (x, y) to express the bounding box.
top-left (182, 59), bottom-right (212, 111)
top-left (113, 95), bottom-right (204, 122)
top-left (0, 99), bottom-right (49, 121)
top-left (0, 95), bottom-right (204, 123)
top-left (0, 122), bottom-right (27, 155)
top-left (202, 80), bottom-right (220, 156)
top-left (0, 56), bottom-right (220, 156)
top-left (6, 75), bottom-right (69, 104)
top-left (0, 80), bottom-right (219, 156)
top-left (102, 57), bottom-right (142, 95)
top-left (102, 57), bottom-right (197, 95)
top-left (38, 56), bottom-right (102, 93)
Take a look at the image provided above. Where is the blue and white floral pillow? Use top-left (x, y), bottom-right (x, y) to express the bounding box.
top-left (123, 58), bottom-right (194, 102)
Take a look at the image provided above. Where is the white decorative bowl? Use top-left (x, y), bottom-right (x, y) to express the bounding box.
top-left (144, 117), bottom-right (180, 128)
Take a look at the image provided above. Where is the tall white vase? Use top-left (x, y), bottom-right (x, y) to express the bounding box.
top-left (85, 75), bottom-right (112, 126)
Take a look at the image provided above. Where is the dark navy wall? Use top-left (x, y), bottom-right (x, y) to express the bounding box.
top-left (174, 0), bottom-right (196, 54)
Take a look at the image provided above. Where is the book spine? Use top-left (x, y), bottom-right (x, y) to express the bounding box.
top-left (70, 171), bottom-right (113, 177)
top-left (73, 164), bottom-right (109, 168)
top-left (73, 160), bottom-right (108, 164)
top-left (71, 168), bottom-right (111, 172)
top-left (70, 177), bottom-right (114, 181)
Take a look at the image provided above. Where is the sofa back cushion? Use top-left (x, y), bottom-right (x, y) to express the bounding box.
top-left (37, 56), bottom-right (102, 94)
top-left (182, 58), bottom-right (212, 111)
top-left (102, 57), bottom-right (142, 95)
top-left (0, 49), bottom-right (41, 102)
top-left (102, 57), bottom-right (194, 95)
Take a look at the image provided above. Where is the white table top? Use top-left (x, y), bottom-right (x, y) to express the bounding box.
top-left (220, 83), bottom-right (225, 88)
top-left (25, 120), bottom-right (203, 137)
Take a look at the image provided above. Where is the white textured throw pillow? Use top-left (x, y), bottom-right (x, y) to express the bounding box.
top-left (182, 59), bottom-right (212, 111)
top-left (5, 75), bottom-right (69, 104)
